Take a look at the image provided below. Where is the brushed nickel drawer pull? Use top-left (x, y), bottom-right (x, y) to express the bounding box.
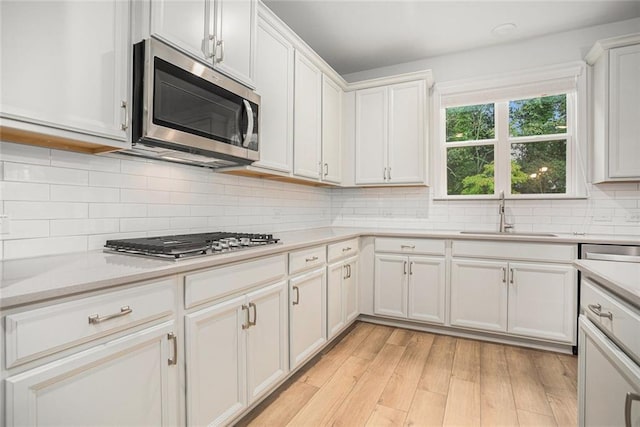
top-left (305, 256), bottom-right (319, 262)
top-left (587, 303), bottom-right (613, 320)
top-left (342, 247), bottom-right (352, 252)
top-left (167, 332), bottom-right (177, 366)
top-left (401, 245), bottom-right (415, 249)
top-left (88, 306), bottom-right (132, 324)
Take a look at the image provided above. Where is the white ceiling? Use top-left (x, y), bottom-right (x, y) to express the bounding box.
top-left (263, 0), bottom-right (640, 75)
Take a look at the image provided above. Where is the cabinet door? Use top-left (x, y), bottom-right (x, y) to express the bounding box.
top-left (293, 51), bottom-right (322, 180)
top-left (507, 262), bottom-right (576, 343)
top-left (246, 281), bottom-right (289, 403)
top-left (253, 18), bottom-right (293, 173)
top-left (355, 87), bottom-right (388, 184)
top-left (408, 256), bottom-right (446, 324)
top-left (450, 259), bottom-right (508, 332)
top-left (322, 75), bottom-right (343, 184)
top-left (1, 1), bottom-right (129, 142)
top-left (150, 0), bottom-right (209, 62)
top-left (608, 43), bottom-right (640, 179)
top-left (290, 267), bottom-right (327, 369)
top-left (374, 254), bottom-right (408, 318)
top-left (579, 318), bottom-right (640, 427)
top-left (344, 257), bottom-right (359, 323)
top-left (5, 322), bottom-right (178, 427)
top-left (214, 0), bottom-right (255, 87)
top-left (185, 295), bottom-right (246, 426)
top-left (388, 80), bottom-right (426, 184)
top-left (327, 262), bottom-right (346, 339)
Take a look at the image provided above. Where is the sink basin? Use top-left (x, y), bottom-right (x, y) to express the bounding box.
top-left (459, 231), bottom-right (558, 237)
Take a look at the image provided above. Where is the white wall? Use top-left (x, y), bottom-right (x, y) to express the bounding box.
top-left (343, 17), bottom-right (640, 83)
top-left (0, 141), bottom-right (332, 260)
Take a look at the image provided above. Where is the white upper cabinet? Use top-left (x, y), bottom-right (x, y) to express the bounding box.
top-left (253, 15), bottom-right (294, 173)
top-left (587, 33), bottom-right (640, 182)
top-left (322, 75), bottom-right (343, 184)
top-left (150, 0), bottom-right (256, 87)
top-left (388, 81), bottom-right (426, 184)
top-left (355, 87), bottom-right (388, 185)
top-left (0, 0), bottom-right (130, 151)
top-left (354, 80), bottom-right (427, 185)
top-left (293, 51), bottom-right (323, 180)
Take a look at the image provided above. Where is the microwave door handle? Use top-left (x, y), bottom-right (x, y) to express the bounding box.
top-left (242, 99), bottom-right (254, 148)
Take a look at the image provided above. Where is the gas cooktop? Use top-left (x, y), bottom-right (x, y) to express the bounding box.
top-left (104, 232), bottom-right (280, 260)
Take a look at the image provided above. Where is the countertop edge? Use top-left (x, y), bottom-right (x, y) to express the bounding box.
top-left (574, 260), bottom-right (640, 310)
top-left (2, 227), bottom-right (638, 310)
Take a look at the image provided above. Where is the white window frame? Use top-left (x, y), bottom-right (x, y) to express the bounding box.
top-left (432, 62), bottom-right (588, 200)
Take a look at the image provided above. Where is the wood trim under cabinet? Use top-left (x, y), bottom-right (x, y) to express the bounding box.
top-left (0, 126), bottom-right (119, 154)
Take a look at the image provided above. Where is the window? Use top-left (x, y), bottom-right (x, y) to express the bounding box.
top-left (436, 64), bottom-right (586, 199)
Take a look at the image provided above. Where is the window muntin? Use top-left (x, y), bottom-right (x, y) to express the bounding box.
top-left (443, 92), bottom-right (573, 198)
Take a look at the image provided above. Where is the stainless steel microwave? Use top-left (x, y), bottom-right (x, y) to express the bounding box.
top-left (129, 38), bottom-right (260, 168)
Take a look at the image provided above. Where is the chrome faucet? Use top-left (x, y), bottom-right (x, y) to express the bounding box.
top-left (499, 191), bottom-right (513, 233)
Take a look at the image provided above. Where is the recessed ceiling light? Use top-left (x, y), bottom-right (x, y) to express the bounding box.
top-left (492, 23), bottom-right (517, 38)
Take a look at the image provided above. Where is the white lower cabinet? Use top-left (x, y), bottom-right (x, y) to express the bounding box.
top-left (5, 321), bottom-right (179, 427)
top-left (450, 259), bottom-right (508, 332)
top-left (289, 267), bottom-right (327, 369)
top-left (450, 259), bottom-right (576, 343)
top-left (185, 281), bottom-right (288, 426)
top-left (327, 256), bottom-right (358, 339)
top-left (374, 254), bottom-right (445, 324)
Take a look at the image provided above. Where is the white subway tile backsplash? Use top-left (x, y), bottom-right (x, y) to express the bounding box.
top-left (89, 203), bottom-right (147, 218)
top-left (4, 236), bottom-right (87, 259)
top-left (1, 182), bottom-right (49, 201)
top-left (5, 201), bottom-right (87, 219)
top-left (4, 162), bottom-right (88, 185)
top-left (0, 220), bottom-right (49, 240)
top-left (50, 185), bottom-right (119, 203)
top-left (51, 150), bottom-right (120, 172)
top-left (0, 142), bottom-right (50, 165)
top-left (120, 217), bottom-right (173, 233)
top-left (50, 219), bottom-right (119, 236)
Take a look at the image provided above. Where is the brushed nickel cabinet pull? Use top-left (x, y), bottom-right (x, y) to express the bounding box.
top-left (343, 265), bottom-right (349, 280)
top-left (217, 39), bottom-right (225, 63)
top-left (502, 267), bottom-right (507, 283)
top-left (348, 264), bottom-right (352, 278)
top-left (167, 332), bottom-right (177, 366)
top-left (88, 306), bottom-right (132, 324)
top-left (403, 261), bottom-right (407, 275)
top-left (626, 392), bottom-right (640, 427)
top-left (509, 268), bottom-right (514, 284)
top-left (387, 167), bottom-right (391, 181)
top-left (383, 167), bottom-right (387, 180)
top-left (587, 303), bottom-right (613, 320)
top-left (206, 34), bottom-right (217, 59)
top-left (292, 286), bottom-right (300, 305)
top-left (324, 163), bottom-right (329, 177)
top-left (241, 304), bottom-right (250, 329)
top-left (120, 101), bottom-right (128, 131)
top-left (305, 256), bottom-right (319, 262)
top-left (409, 262), bottom-right (414, 275)
top-left (249, 302), bottom-right (257, 327)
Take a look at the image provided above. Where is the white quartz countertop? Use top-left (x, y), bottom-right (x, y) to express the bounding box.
top-left (574, 259), bottom-right (640, 309)
top-left (1, 226), bottom-right (639, 309)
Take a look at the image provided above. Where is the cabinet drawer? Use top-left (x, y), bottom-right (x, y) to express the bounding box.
top-left (375, 238), bottom-right (445, 255)
top-left (452, 240), bottom-right (576, 263)
top-left (581, 278), bottom-right (640, 360)
top-left (327, 238), bottom-right (359, 262)
top-left (5, 278), bottom-right (177, 369)
top-left (289, 246), bottom-right (326, 275)
top-left (185, 254), bottom-right (287, 309)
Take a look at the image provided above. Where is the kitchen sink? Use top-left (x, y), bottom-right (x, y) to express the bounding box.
top-left (459, 231), bottom-right (558, 237)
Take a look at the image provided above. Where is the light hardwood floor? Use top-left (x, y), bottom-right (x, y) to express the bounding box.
top-left (237, 322), bottom-right (578, 427)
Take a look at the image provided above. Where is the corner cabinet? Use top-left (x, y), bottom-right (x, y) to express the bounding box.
top-left (587, 33), bottom-right (640, 182)
top-left (0, 0), bottom-right (130, 152)
top-left (150, 0), bottom-right (256, 88)
top-left (355, 80), bottom-right (427, 185)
